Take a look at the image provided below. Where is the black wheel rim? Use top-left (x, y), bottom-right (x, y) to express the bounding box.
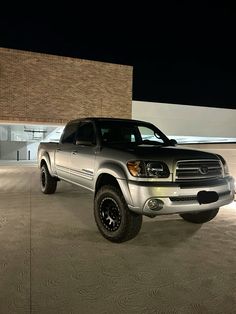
top-left (41, 170), bottom-right (46, 188)
top-left (99, 197), bottom-right (121, 232)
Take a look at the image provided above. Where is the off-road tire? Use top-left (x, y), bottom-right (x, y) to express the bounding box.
top-left (180, 208), bottom-right (219, 224)
top-left (40, 164), bottom-right (57, 194)
top-left (94, 185), bottom-right (142, 243)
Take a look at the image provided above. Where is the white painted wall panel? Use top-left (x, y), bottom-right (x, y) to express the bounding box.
top-left (132, 101), bottom-right (236, 137)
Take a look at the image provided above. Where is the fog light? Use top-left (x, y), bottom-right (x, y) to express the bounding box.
top-left (147, 199), bottom-right (164, 211)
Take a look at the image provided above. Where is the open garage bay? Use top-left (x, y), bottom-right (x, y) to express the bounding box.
top-left (0, 163), bottom-right (236, 314)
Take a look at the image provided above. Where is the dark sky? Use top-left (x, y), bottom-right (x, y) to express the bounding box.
top-left (1, 2), bottom-right (236, 109)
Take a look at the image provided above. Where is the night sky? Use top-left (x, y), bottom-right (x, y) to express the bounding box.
top-left (1, 2), bottom-right (236, 109)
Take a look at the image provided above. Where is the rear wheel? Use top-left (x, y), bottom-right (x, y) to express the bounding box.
top-left (180, 208), bottom-right (219, 224)
top-left (40, 164), bottom-right (57, 194)
top-left (94, 185), bottom-right (142, 242)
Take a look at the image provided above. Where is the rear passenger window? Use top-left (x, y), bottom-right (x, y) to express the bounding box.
top-left (61, 123), bottom-right (77, 144)
top-left (75, 123), bottom-right (96, 145)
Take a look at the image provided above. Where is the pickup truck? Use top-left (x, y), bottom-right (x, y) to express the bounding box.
top-left (38, 117), bottom-right (235, 242)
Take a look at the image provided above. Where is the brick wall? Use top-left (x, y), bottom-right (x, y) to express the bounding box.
top-left (0, 48), bottom-right (133, 124)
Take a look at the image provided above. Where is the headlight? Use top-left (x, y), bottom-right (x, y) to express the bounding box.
top-left (127, 160), bottom-right (170, 178)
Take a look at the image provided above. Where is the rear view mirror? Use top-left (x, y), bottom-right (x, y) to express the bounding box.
top-left (169, 139), bottom-right (178, 146)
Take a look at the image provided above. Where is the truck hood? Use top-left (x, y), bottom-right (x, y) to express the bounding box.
top-left (123, 144), bottom-right (217, 160)
top-left (101, 144), bottom-right (219, 172)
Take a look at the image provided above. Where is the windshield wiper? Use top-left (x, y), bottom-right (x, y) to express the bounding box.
top-left (140, 139), bottom-right (163, 146)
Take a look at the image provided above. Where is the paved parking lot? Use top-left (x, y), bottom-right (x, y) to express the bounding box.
top-left (0, 163), bottom-right (236, 313)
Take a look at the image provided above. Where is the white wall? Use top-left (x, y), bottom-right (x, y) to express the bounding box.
top-left (132, 101), bottom-right (236, 137)
top-left (0, 125), bottom-right (64, 161)
top-left (0, 126), bottom-right (8, 140)
top-left (0, 141), bottom-right (39, 160)
top-left (0, 141), bottom-right (27, 160)
top-left (132, 101), bottom-right (236, 182)
top-left (26, 142), bottom-right (40, 160)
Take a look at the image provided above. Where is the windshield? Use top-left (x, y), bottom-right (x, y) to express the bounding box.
top-left (97, 121), bottom-right (170, 146)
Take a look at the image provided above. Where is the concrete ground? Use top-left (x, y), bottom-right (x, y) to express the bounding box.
top-left (0, 162), bottom-right (236, 314)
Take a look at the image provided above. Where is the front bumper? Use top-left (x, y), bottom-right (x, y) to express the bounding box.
top-left (127, 176), bottom-right (235, 217)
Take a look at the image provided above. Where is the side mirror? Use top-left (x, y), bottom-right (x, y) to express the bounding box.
top-left (169, 139), bottom-right (178, 146)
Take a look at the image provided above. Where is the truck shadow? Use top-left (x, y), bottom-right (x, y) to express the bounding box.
top-left (52, 217), bottom-right (202, 248)
top-left (129, 218), bottom-right (202, 248)
top-left (35, 188), bottom-right (204, 248)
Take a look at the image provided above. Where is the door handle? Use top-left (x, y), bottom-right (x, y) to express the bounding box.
top-left (56, 148), bottom-right (61, 152)
top-left (72, 150), bottom-right (78, 155)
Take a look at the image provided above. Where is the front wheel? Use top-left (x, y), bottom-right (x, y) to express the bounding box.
top-left (94, 185), bottom-right (142, 243)
top-left (40, 164), bottom-right (57, 194)
top-left (180, 208), bottom-right (219, 224)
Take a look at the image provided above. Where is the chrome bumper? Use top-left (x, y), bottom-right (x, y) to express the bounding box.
top-left (127, 176), bottom-right (235, 217)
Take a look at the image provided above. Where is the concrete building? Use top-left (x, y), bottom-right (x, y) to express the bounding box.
top-left (0, 47), bottom-right (132, 160)
top-left (0, 48), bottom-right (132, 124)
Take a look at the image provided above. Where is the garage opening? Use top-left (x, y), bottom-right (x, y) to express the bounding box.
top-left (0, 123), bottom-right (65, 161)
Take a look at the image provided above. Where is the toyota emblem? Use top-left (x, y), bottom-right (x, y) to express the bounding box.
top-left (199, 166), bottom-right (208, 175)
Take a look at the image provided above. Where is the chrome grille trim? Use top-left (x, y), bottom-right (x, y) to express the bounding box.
top-left (175, 159), bottom-right (223, 182)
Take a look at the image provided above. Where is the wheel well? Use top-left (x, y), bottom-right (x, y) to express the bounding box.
top-left (40, 159), bottom-right (60, 181)
top-left (95, 174), bottom-right (120, 194)
top-left (40, 160), bottom-right (47, 168)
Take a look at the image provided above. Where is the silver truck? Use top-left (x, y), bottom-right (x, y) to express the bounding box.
top-left (38, 117), bottom-right (235, 242)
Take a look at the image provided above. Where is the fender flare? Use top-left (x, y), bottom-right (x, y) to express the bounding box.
top-left (95, 162), bottom-right (134, 206)
top-left (39, 153), bottom-right (54, 176)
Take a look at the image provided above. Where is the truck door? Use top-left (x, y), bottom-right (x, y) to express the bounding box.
top-left (55, 122), bottom-right (78, 182)
top-left (70, 122), bottom-right (96, 190)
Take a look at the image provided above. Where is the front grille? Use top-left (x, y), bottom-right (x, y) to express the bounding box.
top-left (170, 196), bottom-right (197, 202)
top-left (175, 159), bottom-right (223, 182)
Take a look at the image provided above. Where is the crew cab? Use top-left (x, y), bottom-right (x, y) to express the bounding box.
top-left (38, 118), bottom-right (235, 242)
